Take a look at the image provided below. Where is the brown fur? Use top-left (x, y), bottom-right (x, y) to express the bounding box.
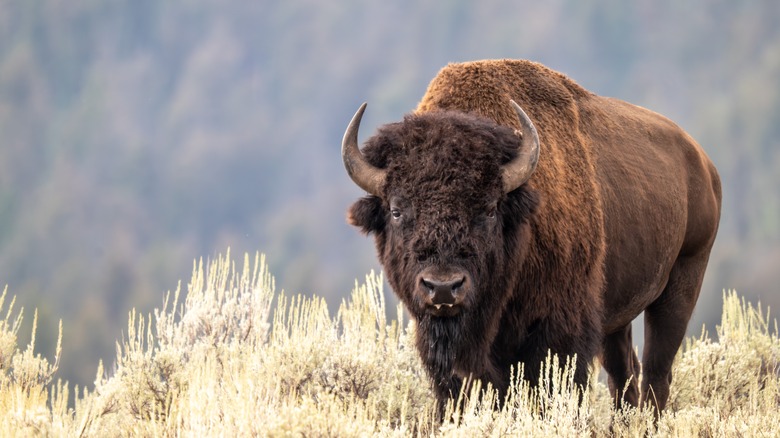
top-left (346, 60), bottom-right (721, 415)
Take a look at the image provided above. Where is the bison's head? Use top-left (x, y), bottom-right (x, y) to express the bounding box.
top-left (344, 102), bottom-right (540, 321)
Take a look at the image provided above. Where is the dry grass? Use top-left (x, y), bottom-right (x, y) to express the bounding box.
top-left (0, 251), bottom-right (778, 436)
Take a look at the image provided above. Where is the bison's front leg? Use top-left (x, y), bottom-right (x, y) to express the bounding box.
top-left (509, 319), bottom-right (599, 403)
top-left (429, 370), bottom-right (507, 421)
top-left (600, 323), bottom-right (641, 409)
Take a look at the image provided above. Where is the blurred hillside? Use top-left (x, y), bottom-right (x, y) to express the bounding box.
top-left (1, 0), bottom-right (778, 388)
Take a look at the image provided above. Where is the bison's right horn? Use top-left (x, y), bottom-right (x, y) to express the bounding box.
top-left (342, 102), bottom-right (387, 196)
top-left (501, 100), bottom-right (540, 193)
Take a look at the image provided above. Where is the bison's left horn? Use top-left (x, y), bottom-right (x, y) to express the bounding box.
top-left (342, 102), bottom-right (387, 196)
top-left (502, 100), bottom-right (540, 193)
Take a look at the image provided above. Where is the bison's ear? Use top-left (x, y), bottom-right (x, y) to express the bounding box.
top-left (347, 196), bottom-right (386, 235)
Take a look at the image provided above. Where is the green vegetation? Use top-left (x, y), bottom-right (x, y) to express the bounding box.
top-left (1, 252), bottom-right (778, 436)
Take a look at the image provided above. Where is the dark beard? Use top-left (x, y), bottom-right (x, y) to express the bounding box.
top-left (416, 315), bottom-right (466, 384)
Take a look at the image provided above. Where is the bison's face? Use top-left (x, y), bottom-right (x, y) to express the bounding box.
top-left (344, 103), bottom-right (540, 320)
top-left (377, 179), bottom-right (505, 319)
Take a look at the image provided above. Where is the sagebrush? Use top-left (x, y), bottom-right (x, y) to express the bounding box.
top-left (0, 252), bottom-right (778, 436)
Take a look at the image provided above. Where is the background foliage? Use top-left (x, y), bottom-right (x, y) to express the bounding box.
top-left (0, 0), bottom-right (779, 389)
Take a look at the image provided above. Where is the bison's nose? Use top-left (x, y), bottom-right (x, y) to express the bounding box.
top-left (419, 272), bottom-right (468, 308)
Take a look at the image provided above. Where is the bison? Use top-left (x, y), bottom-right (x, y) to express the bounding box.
top-left (342, 59), bottom-right (721, 415)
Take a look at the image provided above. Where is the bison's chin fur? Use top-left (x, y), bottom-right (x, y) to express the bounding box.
top-left (416, 315), bottom-right (500, 405)
top-left (414, 284), bottom-right (510, 406)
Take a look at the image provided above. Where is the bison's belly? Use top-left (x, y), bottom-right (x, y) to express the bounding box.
top-left (601, 212), bottom-right (686, 334)
top-left (602, 261), bottom-right (675, 333)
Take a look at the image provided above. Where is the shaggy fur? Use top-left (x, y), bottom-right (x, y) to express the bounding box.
top-left (346, 60), bottom-right (721, 415)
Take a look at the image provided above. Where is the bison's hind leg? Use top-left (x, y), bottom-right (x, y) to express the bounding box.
top-left (641, 251), bottom-right (711, 415)
top-left (601, 324), bottom-right (641, 409)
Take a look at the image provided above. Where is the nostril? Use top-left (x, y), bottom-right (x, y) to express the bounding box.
top-left (421, 276), bottom-right (466, 294)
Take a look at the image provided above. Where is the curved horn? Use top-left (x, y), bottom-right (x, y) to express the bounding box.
top-left (501, 100), bottom-right (540, 193)
top-left (342, 103), bottom-right (387, 196)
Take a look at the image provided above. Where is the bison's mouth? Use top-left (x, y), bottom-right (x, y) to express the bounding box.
top-left (426, 302), bottom-right (463, 317)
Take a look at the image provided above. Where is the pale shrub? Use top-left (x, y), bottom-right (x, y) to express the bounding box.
top-left (0, 286), bottom-right (62, 437)
top-left (662, 291), bottom-right (780, 435)
top-left (0, 253), bottom-right (779, 437)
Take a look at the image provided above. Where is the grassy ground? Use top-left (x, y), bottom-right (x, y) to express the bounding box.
top-left (1, 251), bottom-right (778, 436)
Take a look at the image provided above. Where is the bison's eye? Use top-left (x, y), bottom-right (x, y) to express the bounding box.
top-left (389, 197), bottom-right (409, 223)
top-left (486, 206), bottom-right (497, 219)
